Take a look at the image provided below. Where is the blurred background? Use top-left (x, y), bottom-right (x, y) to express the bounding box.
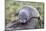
top-left (5, 0), bottom-right (44, 29)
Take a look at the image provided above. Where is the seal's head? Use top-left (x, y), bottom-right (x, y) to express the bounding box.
top-left (19, 12), bottom-right (27, 23)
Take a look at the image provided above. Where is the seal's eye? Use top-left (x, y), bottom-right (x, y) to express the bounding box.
top-left (25, 18), bottom-right (27, 20)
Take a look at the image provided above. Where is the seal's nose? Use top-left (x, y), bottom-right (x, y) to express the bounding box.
top-left (19, 20), bottom-right (26, 23)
